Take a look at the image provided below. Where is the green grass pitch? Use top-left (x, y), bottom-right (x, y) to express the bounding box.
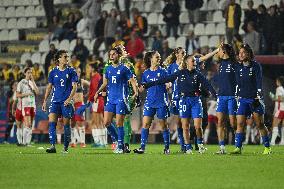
top-left (1, 144), bottom-right (284, 189)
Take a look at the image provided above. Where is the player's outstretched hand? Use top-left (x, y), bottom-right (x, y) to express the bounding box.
top-left (42, 101), bottom-right (47, 112)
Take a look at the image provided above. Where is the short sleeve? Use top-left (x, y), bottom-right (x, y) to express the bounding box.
top-left (70, 68), bottom-right (78, 83)
top-left (124, 66), bottom-right (133, 80)
top-left (48, 70), bottom-right (54, 84)
top-left (16, 81), bottom-right (21, 92)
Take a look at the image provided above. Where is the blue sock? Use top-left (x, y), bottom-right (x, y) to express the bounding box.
top-left (177, 127), bottom-right (185, 150)
top-left (64, 125), bottom-right (71, 149)
top-left (117, 126), bottom-right (124, 150)
top-left (141, 128), bottom-right (149, 150)
top-left (48, 122), bottom-right (56, 145)
top-left (262, 135), bottom-right (270, 147)
top-left (163, 129), bottom-right (170, 150)
top-left (185, 143), bottom-right (192, 150)
top-left (235, 132), bottom-right (244, 148)
top-left (107, 124), bottom-right (118, 142)
top-left (219, 140), bottom-right (225, 146)
top-left (197, 137), bottom-right (203, 145)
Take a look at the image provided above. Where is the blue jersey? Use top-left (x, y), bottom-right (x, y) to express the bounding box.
top-left (145, 69), bottom-right (216, 98)
top-left (167, 62), bottom-right (179, 100)
top-left (48, 66), bottom-right (78, 103)
top-left (216, 59), bottom-right (237, 96)
top-left (142, 67), bottom-right (168, 108)
top-left (235, 61), bottom-right (262, 98)
top-left (105, 64), bottom-right (133, 104)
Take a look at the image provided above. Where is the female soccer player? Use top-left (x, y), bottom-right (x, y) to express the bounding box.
top-left (270, 76), bottom-right (284, 145)
top-left (232, 44), bottom-right (271, 154)
top-left (16, 67), bottom-right (39, 146)
top-left (164, 47), bottom-right (186, 152)
top-left (142, 54), bottom-right (217, 154)
top-left (89, 63), bottom-right (107, 148)
top-left (133, 51), bottom-right (171, 154)
top-left (94, 47), bottom-right (138, 154)
top-left (214, 44), bottom-right (238, 154)
top-left (42, 50), bottom-right (78, 153)
top-left (70, 67), bottom-right (90, 148)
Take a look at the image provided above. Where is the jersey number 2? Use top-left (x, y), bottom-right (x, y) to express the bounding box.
top-left (60, 79), bottom-right (64, 86)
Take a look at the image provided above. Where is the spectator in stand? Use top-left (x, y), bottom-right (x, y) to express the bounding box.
top-left (126, 32), bottom-right (145, 58)
top-left (223, 0), bottom-right (242, 44)
top-left (32, 63), bottom-right (45, 82)
top-left (70, 54), bottom-right (81, 69)
top-left (43, 0), bottom-right (55, 28)
top-left (12, 65), bottom-right (23, 81)
top-left (232, 34), bottom-right (243, 54)
top-left (118, 11), bottom-right (131, 41)
top-left (80, 0), bottom-right (103, 38)
top-left (115, 0), bottom-right (131, 17)
top-left (279, 1), bottom-right (284, 53)
top-left (62, 13), bottom-right (77, 40)
top-left (73, 38), bottom-right (90, 71)
top-left (185, 30), bottom-right (200, 55)
top-left (129, 8), bottom-right (146, 37)
top-left (162, 0), bottom-right (181, 38)
top-left (2, 63), bottom-right (13, 84)
top-left (93, 11), bottom-right (108, 55)
top-left (45, 43), bottom-right (58, 78)
top-left (104, 9), bottom-right (118, 51)
top-left (185, 0), bottom-right (203, 24)
top-left (49, 15), bottom-right (64, 41)
top-left (243, 0), bottom-right (258, 33)
top-left (264, 5), bottom-right (280, 55)
top-left (77, 11), bottom-right (91, 39)
top-left (256, 4), bottom-right (268, 54)
top-left (151, 30), bottom-right (164, 55)
top-left (244, 21), bottom-right (260, 54)
top-left (161, 39), bottom-right (174, 61)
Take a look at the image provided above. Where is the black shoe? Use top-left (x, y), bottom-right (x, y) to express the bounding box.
top-left (124, 143), bottom-right (131, 153)
top-left (46, 146), bottom-right (56, 153)
top-left (133, 148), bottom-right (144, 154)
top-left (163, 148), bottom-right (170, 155)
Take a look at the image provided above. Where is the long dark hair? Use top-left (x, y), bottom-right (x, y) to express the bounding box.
top-left (143, 51), bottom-right (157, 69)
top-left (54, 50), bottom-right (68, 65)
top-left (221, 43), bottom-right (237, 63)
top-left (240, 43), bottom-right (254, 61)
top-left (163, 47), bottom-right (183, 67)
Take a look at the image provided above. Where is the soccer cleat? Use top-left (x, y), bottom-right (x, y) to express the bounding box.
top-left (230, 147), bottom-right (242, 154)
top-left (70, 143), bottom-right (76, 148)
top-left (163, 148), bottom-right (170, 155)
top-left (215, 149), bottom-right (226, 155)
top-left (46, 146), bottom-right (56, 153)
top-left (113, 148), bottom-right (124, 154)
top-left (198, 144), bottom-right (207, 154)
top-left (124, 144), bottom-right (131, 153)
top-left (262, 147), bottom-right (272, 155)
top-left (80, 143), bottom-right (86, 148)
top-left (133, 148), bottom-right (145, 154)
top-left (185, 149), bottom-right (193, 154)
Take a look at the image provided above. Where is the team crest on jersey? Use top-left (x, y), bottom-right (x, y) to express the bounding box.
top-left (117, 70), bottom-right (121, 74)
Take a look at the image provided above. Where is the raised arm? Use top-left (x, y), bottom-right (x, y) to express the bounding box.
top-left (198, 48), bottom-right (219, 62)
